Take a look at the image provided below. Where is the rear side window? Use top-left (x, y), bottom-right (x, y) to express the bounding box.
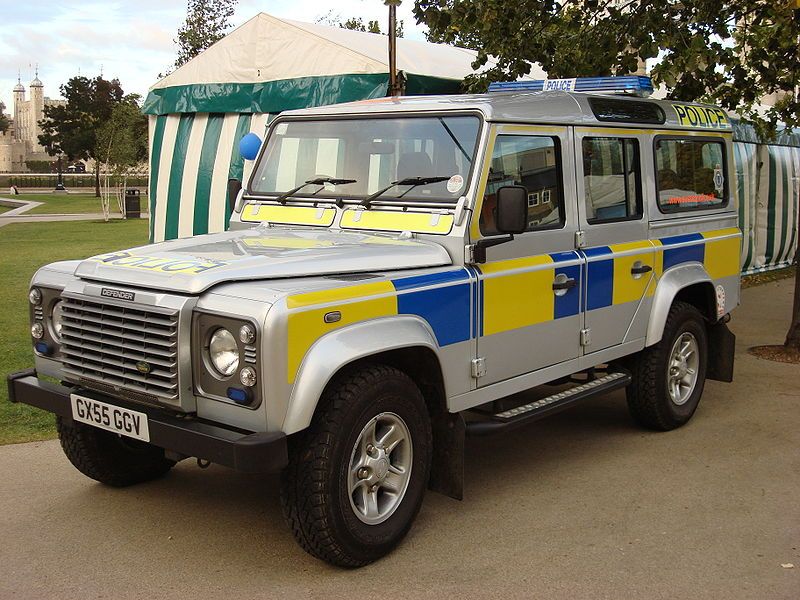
top-left (655, 138), bottom-right (727, 212)
top-left (582, 137), bottom-right (642, 223)
top-left (480, 135), bottom-right (564, 234)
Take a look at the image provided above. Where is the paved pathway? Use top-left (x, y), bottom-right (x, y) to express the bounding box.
top-left (0, 195), bottom-right (139, 228)
top-left (0, 279), bottom-right (797, 599)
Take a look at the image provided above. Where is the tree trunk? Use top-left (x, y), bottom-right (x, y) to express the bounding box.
top-left (786, 197), bottom-right (800, 350)
top-left (94, 161), bottom-right (100, 198)
top-left (787, 272), bottom-right (800, 349)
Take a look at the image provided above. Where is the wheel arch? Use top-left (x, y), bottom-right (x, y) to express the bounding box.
top-left (645, 264), bottom-right (717, 347)
top-left (281, 315), bottom-right (445, 435)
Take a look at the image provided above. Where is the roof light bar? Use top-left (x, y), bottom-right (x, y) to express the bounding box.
top-left (488, 76), bottom-right (653, 97)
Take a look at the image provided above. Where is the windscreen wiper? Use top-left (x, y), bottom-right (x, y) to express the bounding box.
top-left (274, 177), bottom-right (357, 205)
top-left (360, 176), bottom-right (450, 209)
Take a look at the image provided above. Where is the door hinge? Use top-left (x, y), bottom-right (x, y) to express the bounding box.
top-left (465, 244), bottom-right (476, 264)
top-left (580, 328), bottom-right (591, 347)
top-left (471, 357), bottom-right (486, 378)
top-left (574, 230), bottom-right (586, 249)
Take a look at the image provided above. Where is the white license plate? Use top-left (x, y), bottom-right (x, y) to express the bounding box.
top-left (70, 394), bottom-right (150, 442)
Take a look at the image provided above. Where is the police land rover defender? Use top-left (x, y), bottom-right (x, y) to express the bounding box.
top-left (9, 76), bottom-right (739, 567)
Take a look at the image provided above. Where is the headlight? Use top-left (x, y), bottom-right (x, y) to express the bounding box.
top-left (29, 288), bottom-right (42, 306)
top-left (209, 328), bottom-right (239, 377)
top-left (31, 322), bottom-right (44, 339)
top-left (50, 301), bottom-right (64, 341)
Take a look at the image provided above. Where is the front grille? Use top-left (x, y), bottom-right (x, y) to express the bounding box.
top-left (60, 296), bottom-right (180, 402)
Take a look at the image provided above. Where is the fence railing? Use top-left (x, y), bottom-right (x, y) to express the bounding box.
top-left (0, 173), bottom-right (149, 190)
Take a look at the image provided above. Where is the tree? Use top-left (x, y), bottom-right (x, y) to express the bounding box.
top-left (0, 112), bottom-right (9, 135)
top-left (415, 0), bottom-right (800, 355)
top-left (414, 1), bottom-right (798, 135)
top-left (96, 97), bottom-right (149, 218)
top-left (38, 76), bottom-right (130, 197)
top-left (173, 0), bottom-right (238, 68)
top-left (317, 10), bottom-right (404, 37)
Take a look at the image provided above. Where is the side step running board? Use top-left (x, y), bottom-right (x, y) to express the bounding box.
top-left (466, 371), bottom-right (631, 437)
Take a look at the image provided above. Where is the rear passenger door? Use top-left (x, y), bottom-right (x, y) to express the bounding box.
top-left (574, 128), bottom-right (656, 353)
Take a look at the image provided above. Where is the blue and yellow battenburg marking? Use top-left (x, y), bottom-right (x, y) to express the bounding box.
top-left (286, 270), bottom-right (473, 382)
top-left (477, 252), bottom-right (582, 336)
top-left (285, 228), bottom-right (741, 383)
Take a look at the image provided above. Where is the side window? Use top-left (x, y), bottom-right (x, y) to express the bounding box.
top-left (582, 137), bottom-right (642, 223)
top-left (480, 135), bottom-right (564, 235)
top-left (655, 138), bottom-right (727, 212)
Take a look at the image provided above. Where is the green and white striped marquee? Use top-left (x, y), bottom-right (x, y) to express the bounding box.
top-left (732, 119), bottom-right (800, 273)
top-left (147, 112), bottom-right (272, 242)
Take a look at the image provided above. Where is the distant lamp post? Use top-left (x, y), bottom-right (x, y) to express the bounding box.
top-left (54, 154), bottom-right (66, 191)
top-left (384, 0), bottom-right (403, 97)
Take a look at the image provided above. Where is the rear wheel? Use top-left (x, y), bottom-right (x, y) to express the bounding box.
top-left (280, 364), bottom-right (432, 567)
top-left (56, 417), bottom-right (175, 487)
top-left (626, 301), bottom-right (708, 430)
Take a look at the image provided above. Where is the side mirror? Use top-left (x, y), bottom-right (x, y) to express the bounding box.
top-left (495, 185), bottom-right (528, 234)
top-left (228, 178), bottom-right (242, 214)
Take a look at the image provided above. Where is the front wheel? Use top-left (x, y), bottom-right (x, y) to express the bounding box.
top-left (280, 364), bottom-right (432, 567)
top-left (626, 301), bottom-right (709, 431)
top-left (56, 417), bottom-right (175, 486)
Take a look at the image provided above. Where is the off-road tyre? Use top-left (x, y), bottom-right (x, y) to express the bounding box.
top-left (626, 301), bottom-right (709, 431)
top-left (56, 417), bottom-right (175, 487)
top-left (280, 364), bottom-right (432, 568)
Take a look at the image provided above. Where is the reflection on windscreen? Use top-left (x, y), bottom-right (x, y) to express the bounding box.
top-left (250, 116), bottom-right (481, 203)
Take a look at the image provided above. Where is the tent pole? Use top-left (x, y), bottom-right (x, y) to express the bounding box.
top-left (386, 1), bottom-right (401, 96)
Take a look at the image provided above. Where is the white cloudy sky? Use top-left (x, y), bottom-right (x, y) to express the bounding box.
top-left (0, 0), bottom-right (428, 111)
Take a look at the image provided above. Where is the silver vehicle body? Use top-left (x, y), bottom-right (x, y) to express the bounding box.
top-left (28, 90), bottom-right (741, 443)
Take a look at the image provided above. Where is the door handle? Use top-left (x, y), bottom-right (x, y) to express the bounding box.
top-left (631, 264), bottom-right (653, 276)
top-left (552, 278), bottom-right (577, 291)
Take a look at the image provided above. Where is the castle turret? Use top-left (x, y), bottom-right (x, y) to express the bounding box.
top-left (12, 75), bottom-right (25, 142)
top-left (29, 69), bottom-right (44, 152)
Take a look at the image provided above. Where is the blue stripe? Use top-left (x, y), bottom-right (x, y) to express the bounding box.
top-left (466, 266), bottom-right (480, 339)
top-left (395, 283), bottom-right (471, 346)
top-left (583, 245), bottom-right (613, 258)
top-left (549, 250), bottom-right (579, 263)
top-left (392, 269), bottom-right (470, 291)
top-left (663, 244), bottom-right (705, 270)
top-left (586, 258), bottom-right (614, 310)
top-left (554, 264), bottom-right (581, 318)
top-left (659, 233), bottom-right (704, 245)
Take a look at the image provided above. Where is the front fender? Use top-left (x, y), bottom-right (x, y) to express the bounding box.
top-left (281, 315), bottom-right (441, 435)
top-left (645, 263), bottom-right (713, 346)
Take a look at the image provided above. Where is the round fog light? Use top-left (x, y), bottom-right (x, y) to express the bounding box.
top-left (29, 288), bottom-right (42, 306)
top-left (239, 324), bottom-right (255, 344)
top-left (31, 322), bottom-right (44, 339)
top-left (239, 366), bottom-right (257, 387)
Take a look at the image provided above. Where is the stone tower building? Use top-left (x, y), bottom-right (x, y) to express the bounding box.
top-left (0, 70), bottom-right (66, 172)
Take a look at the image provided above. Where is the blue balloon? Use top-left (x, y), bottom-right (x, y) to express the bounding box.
top-left (239, 132), bottom-right (262, 161)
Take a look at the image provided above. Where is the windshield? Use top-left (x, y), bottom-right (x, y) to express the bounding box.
top-left (249, 115), bottom-right (481, 203)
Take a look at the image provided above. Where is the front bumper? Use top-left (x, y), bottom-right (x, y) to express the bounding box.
top-left (7, 370), bottom-right (287, 473)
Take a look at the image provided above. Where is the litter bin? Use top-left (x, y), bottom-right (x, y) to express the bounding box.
top-left (124, 189), bottom-right (141, 219)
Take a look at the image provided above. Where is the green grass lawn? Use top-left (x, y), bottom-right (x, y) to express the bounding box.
top-left (0, 205), bottom-right (11, 215)
top-left (2, 193), bottom-right (148, 216)
top-left (0, 218), bottom-right (149, 445)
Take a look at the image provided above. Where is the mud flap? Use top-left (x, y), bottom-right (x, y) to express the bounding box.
top-left (707, 321), bottom-right (735, 383)
top-left (428, 411), bottom-right (465, 500)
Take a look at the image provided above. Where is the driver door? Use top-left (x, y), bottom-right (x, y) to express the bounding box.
top-left (474, 125), bottom-right (583, 386)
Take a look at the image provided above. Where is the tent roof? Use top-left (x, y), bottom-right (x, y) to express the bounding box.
top-left (151, 13), bottom-right (544, 91)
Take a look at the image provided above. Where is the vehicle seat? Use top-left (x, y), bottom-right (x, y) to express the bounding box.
top-left (397, 152), bottom-right (434, 180)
